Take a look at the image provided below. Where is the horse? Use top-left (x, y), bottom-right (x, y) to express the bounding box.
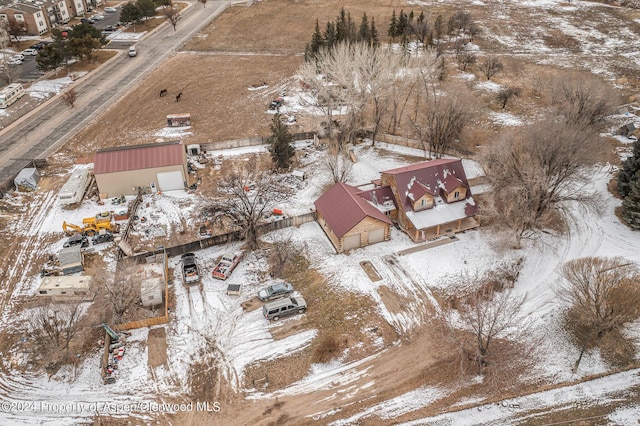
top-left (176, 92), bottom-right (183, 102)
top-left (159, 89), bottom-right (168, 97)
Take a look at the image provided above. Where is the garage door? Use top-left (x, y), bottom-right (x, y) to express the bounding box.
top-left (156, 171), bottom-right (184, 191)
top-left (368, 227), bottom-right (385, 244)
top-left (343, 234), bottom-right (361, 251)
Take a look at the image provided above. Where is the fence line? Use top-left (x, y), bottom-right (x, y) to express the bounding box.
top-left (201, 132), bottom-right (317, 152)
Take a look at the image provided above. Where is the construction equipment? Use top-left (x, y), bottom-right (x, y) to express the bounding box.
top-left (63, 212), bottom-right (114, 236)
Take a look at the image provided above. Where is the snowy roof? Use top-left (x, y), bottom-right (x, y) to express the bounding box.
top-left (382, 158), bottom-right (472, 212)
top-left (357, 186), bottom-right (397, 213)
top-left (314, 182), bottom-right (392, 238)
top-left (405, 197), bottom-right (477, 229)
top-left (94, 141), bottom-right (185, 175)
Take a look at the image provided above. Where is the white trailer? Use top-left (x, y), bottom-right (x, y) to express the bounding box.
top-left (58, 168), bottom-right (92, 205)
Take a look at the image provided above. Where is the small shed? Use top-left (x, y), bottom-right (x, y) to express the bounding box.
top-left (186, 144), bottom-right (201, 156)
top-left (167, 113), bottom-right (191, 127)
top-left (38, 276), bottom-right (92, 301)
top-left (619, 123), bottom-right (637, 137)
top-left (14, 168), bottom-right (40, 191)
top-left (59, 246), bottom-right (84, 275)
top-left (292, 169), bottom-right (306, 181)
top-left (141, 277), bottom-right (163, 307)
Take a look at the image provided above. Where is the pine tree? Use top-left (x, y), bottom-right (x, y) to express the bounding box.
top-left (388, 10), bottom-right (398, 41)
top-left (310, 20), bottom-right (324, 57)
top-left (371, 17), bottom-right (379, 48)
top-left (397, 10), bottom-right (408, 38)
top-left (621, 172), bottom-right (640, 230)
top-left (336, 7), bottom-right (348, 42)
top-left (324, 21), bottom-right (336, 49)
top-left (618, 138), bottom-right (640, 197)
top-left (268, 113), bottom-right (295, 170)
top-left (358, 12), bottom-right (370, 44)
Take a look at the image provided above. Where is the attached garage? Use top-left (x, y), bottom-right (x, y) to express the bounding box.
top-left (94, 141), bottom-right (188, 197)
top-left (368, 227), bottom-right (385, 244)
top-left (315, 182), bottom-right (392, 253)
top-left (343, 234), bottom-right (362, 251)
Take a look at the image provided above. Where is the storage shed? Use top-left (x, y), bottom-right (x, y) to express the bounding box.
top-left (141, 277), bottom-right (164, 307)
top-left (167, 113), bottom-right (191, 127)
top-left (93, 141), bottom-right (188, 197)
top-left (58, 168), bottom-right (92, 205)
top-left (14, 167), bottom-right (40, 191)
top-left (38, 276), bottom-right (92, 301)
top-left (59, 246), bottom-right (84, 275)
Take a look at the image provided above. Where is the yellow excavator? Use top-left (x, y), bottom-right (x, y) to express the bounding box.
top-left (63, 212), bottom-right (114, 236)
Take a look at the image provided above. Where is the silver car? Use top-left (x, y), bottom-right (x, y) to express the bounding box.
top-left (258, 282), bottom-right (293, 302)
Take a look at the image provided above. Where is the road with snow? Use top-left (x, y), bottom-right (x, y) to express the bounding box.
top-left (0, 0), bottom-right (232, 188)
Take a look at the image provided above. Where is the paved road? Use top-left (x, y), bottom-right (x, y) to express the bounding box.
top-left (0, 0), bottom-right (231, 189)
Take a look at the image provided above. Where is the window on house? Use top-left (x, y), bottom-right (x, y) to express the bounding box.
top-left (454, 191), bottom-right (460, 199)
top-left (421, 199), bottom-right (426, 206)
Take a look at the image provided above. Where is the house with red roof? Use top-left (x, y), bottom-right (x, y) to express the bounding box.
top-left (314, 182), bottom-right (392, 253)
top-left (93, 141), bottom-right (188, 197)
top-left (380, 158), bottom-right (479, 241)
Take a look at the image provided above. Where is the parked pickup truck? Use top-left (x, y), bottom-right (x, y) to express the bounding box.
top-left (212, 251), bottom-right (242, 280)
top-left (182, 253), bottom-right (200, 284)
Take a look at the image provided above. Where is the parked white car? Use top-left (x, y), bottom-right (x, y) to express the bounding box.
top-left (104, 6), bottom-right (117, 13)
top-left (22, 48), bottom-right (38, 56)
top-left (92, 14), bottom-right (105, 20)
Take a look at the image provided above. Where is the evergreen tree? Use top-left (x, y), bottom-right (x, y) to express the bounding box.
top-left (268, 114), bottom-right (295, 170)
top-left (358, 12), bottom-right (370, 43)
top-left (434, 15), bottom-right (443, 41)
top-left (346, 11), bottom-right (357, 42)
top-left (325, 21), bottom-right (336, 49)
top-left (621, 172), bottom-right (640, 229)
top-left (336, 7), bottom-right (348, 42)
top-left (618, 138), bottom-right (640, 197)
top-left (388, 10), bottom-right (398, 41)
top-left (397, 10), bottom-right (408, 38)
top-left (370, 17), bottom-right (379, 48)
top-left (310, 20), bottom-right (324, 56)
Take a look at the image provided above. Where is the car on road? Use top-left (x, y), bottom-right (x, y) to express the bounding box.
top-left (101, 25), bottom-right (118, 33)
top-left (128, 46), bottom-right (137, 57)
top-left (92, 232), bottom-right (113, 245)
top-left (80, 18), bottom-right (95, 24)
top-left (263, 296), bottom-right (307, 321)
top-left (63, 235), bottom-right (89, 248)
top-left (22, 48), bottom-right (38, 56)
top-left (258, 282), bottom-right (294, 302)
top-left (104, 6), bottom-right (117, 12)
top-left (92, 14), bottom-right (105, 20)
top-left (7, 56), bottom-right (23, 65)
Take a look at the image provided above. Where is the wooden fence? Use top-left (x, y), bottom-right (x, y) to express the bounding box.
top-left (200, 132), bottom-right (317, 152)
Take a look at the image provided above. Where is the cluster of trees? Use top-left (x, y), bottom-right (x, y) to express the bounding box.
top-left (618, 138), bottom-right (640, 229)
top-left (388, 9), bottom-right (479, 47)
top-left (120, 0), bottom-right (182, 31)
top-left (305, 8), bottom-right (380, 61)
top-left (36, 25), bottom-right (106, 73)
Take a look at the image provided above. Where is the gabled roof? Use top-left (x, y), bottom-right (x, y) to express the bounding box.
top-left (357, 185), bottom-right (397, 212)
top-left (382, 158), bottom-right (471, 212)
top-left (314, 182), bottom-right (392, 238)
top-left (94, 141), bottom-right (185, 175)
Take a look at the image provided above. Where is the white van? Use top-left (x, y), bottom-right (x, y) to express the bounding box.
top-left (128, 46), bottom-right (137, 57)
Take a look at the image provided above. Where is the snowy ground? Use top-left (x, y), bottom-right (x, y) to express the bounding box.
top-left (1, 131), bottom-right (639, 425)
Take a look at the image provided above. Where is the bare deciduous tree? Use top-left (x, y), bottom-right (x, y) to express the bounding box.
top-left (325, 147), bottom-right (353, 183)
top-left (482, 121), bottom-right (603, 248)
top-left (480, 56), bottom-right (503, 81)
top-left (558, 257), bottom-right (640, 371)
top-left (409, 78), bottom-right (472, 159)
top-left (207, 169), bottom-right (291, 250)
top-left (496, 86), bottom-right (520, 109)
top-left (437, 283), bottom-right (534, 388)
top-left (61, 88), bottom-right (77, 107)
top-left (299, 43), bottom-right (404, 147)
top-left (30, 301), bottom-right (85, 355)
top-left (551, 74), bottom-right (616, 127)
top-left (163, 5), bottom-right (182, 31)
